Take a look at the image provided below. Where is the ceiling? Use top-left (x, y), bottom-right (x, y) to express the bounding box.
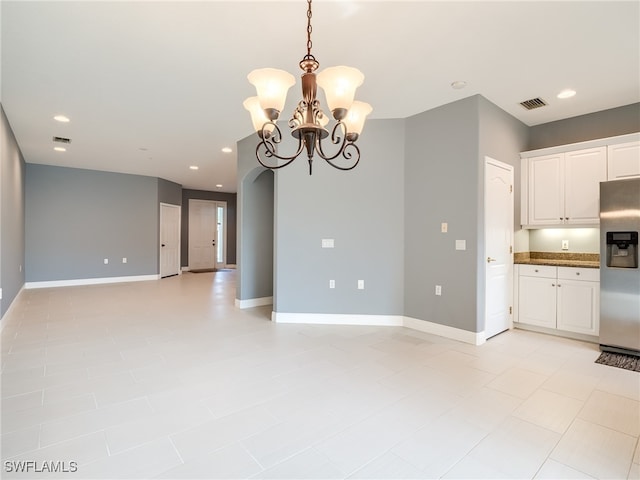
top-left (2, 1), bottom-right (638, 193)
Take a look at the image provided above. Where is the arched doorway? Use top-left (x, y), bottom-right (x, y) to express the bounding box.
top-left (236, 168), bottom-right (274, 313)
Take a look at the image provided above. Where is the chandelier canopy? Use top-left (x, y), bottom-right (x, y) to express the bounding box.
top-left (244, 0), bottom-right (372, 175)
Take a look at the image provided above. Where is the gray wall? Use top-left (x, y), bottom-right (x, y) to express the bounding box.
top-left (180, 189), bottom-right (237, 267)
top-left (236, 133), bottom-right (274, 302)
top-left (528, 103), bottom-right (640, 150)
top-left (26, 165), bottom-right (159, 282)
top-left (273, 118), bottom-right (405, 314)
top-left (404, 97), bottom-right (480, 331)
top-left (0, 105), bottom-right (26, 319)
top-left (158, 178), bottom-right (182, 206)
top-left (404, 95), bottom-right (528, 333)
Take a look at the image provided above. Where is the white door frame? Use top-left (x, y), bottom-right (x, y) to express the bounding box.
top-left (159, 203), bottom-right (181, 278)
top-left (484, 156), bottom-right (514, 340)
top-left (214, 201), bottom-right (228, 269)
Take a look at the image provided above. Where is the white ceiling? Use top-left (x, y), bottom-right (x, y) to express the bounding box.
top-left (2, 1), bottom-right (638, 193)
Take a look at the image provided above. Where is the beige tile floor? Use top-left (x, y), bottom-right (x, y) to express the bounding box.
top-left (1, 270), bottom-right (638, 479)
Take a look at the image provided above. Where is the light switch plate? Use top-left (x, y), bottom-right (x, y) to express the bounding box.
top-left (455, 240), bottom-right (466, 250)
top-left (441, 222), bottom-right (448, 233)
top-left (562, 240), bottom-right (569, 250)
top-left (357, 280), bottom-right (364, 290)
top-left (322, 239), bottom-right (335, 248)
top-left (329, 279), bottom-right (335, 289)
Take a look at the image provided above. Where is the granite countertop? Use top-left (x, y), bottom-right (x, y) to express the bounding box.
top-left (514, 252), bottom-right (600, 269)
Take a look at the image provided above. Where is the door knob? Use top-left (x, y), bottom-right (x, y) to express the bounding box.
top-left (487, 257), bottom-right (497, 263)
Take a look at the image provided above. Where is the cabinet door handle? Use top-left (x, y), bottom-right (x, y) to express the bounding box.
top-left (552, 283), bottom-right (555, 287)
top-left (557, 284), bottom-right (562, 287)
top-left (576, 272), bottom-right (580, 276)
top-left (487, 257), bottom-right (497, 263)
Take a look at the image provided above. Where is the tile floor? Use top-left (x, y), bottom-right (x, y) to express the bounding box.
top-left (1, 270), bottom-right (639, 479)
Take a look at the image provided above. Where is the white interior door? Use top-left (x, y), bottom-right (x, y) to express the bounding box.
top-left (484, 157), bottom-right (514, 339)
top-left (189, 199), bottom-right (217, 271)
top-left (159, 203), bottom-right (181, 278)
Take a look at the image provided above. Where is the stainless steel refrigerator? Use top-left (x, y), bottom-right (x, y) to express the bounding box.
top-left (600, 177), bottom-right (640, 356)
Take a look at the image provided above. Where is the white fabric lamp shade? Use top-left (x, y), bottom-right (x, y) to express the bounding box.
top-left (243, 96), bottom-right (274, 135)
top-left (247, 68), bottom-right (296, 114)
top-left (344, 101), bottom-right (372, 135)
top-left (316, 66), bottom-right (364, 113)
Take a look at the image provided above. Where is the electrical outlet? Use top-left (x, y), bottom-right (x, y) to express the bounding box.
top-left (441, 222), bottom-right (448, 233)
top-left (357, 280), bottom-right (364, 290)
top-left (122, 257), bottom-right (127, 264)
top-left (562, 240), bottom-right (569, 250)
top-left (329, 279), bottom-right (335, 289)
top-left (103, 258), bottom-right (109, 265)
top-left (435, 285), bottom-right (442, 296)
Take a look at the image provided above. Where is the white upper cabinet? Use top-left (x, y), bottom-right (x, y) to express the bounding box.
top-left (528, 153), bottom-right (564, 226)
top-left (520, 133), bottom-right (638, 228)
top-left (564, 147), bottom-right (607, 224)
top-left (526, 147), bottom-right (606, 226)
top-left (607, 141), bottom-right (640, 180)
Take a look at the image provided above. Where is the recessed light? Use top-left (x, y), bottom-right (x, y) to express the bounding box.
top-left (557, 89), bottom-right (576, 99)
top-left (54, 146), bottom-right (66, 152)
top-left (221, 147), bottom-right (232, 153)
top-left (451, 80), bottom-right (467, 90)
top-left (53, 115), bottom-right (70, 123)
top-left (189, 165), bottom-right (199, 170)
top-left (216, 184), bottom-right (223, 188)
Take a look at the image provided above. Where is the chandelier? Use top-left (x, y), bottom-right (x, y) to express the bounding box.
top-left (243, 0), bottom-right (372, 175)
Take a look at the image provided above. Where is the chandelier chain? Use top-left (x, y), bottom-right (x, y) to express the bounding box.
top-left (306, 0), bottom-right (313, 57)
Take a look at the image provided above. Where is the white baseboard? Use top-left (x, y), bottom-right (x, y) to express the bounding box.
top-left (0, 285), bottom-right (25, 335)
top-left (235, 296), bottom-right (273, 309)
top-left (25, 274), bottom-right (160, 289)
top-left (272, 312), bottom-right (404, 327)
top-left (270, 311), bottom-right (483, 345)
top-left (403, 316), bottom-right (485, 345)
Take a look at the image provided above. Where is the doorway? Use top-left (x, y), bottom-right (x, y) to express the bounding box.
top-left (188, 199), bottom-right (227, 271)
top-left (484, 157), bottom-right (514, 339)
top-left (159, 203), bottom-right (181, 278)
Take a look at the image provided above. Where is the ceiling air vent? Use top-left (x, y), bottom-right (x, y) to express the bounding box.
top-left (52, 136), bottom-right (72, 144)
top-left (519, 98), bottom-right (548, 110)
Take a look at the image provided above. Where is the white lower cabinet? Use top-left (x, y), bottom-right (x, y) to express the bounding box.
top-left (518, 266), bottom-right (557, 328)
top-left (518, 265), bottom-right (600, 336)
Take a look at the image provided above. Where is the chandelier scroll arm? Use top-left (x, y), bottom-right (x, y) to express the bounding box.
top-left (255, 132), bottom-right (305, 170)
top-left (322, 142), bottom-right (361, 171)
top-left (315, 121), bottom-right (349, 162)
